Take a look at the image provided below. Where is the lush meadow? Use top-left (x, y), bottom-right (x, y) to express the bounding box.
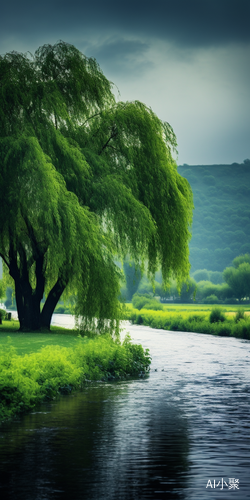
top-left (0, 320), bottom-right (151, 423)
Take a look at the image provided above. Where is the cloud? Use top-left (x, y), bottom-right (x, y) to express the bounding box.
top-left (1, 0), bottom-right (250, 54)
top-left (109, 40), bottom-right (250, 164)
top-left (80, 38), bottom-right (152, 78)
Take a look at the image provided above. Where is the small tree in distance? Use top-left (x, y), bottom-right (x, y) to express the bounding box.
top-left (223, 254), bottom-right (250, 301)
top-left (0, 41), bottom-right (193, 332)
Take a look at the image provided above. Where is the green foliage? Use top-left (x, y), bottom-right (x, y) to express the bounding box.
top-left (232, 319), bottom-right (250, 339)
top-left (137, 276), bottom-right (154, 295)
top-left (192, 269), bottom-right (210, 282)
top-left (54, 306), bottom-right (71, 314)
top-left (126, 304), bottom-right (250, 340)
top-left (0, 309), bottom-right (6, 322)
top-left (223, 259), bottom-right (250, 300)
top-left (232, 253), bottom-right (250, 268)
top-left (178, 277), bottom-right (197, 302)
top-left (195, 280), bottom-right (233, 302)
top-left (132, 293), bottom-right (163, 311)
top-left (208, 271), bottom-right (224, 284)
top-left (0, 41), bottom-right (193, 332)
top-left (204, 294), bottom-right (219, 304)
top-left (0, 280), bottom-right (4, 300)
top-left (209, 308), bottom-right (226, 323)
top-left (0, 334), bottom-right (151, 421)
top-left (234, 308), bottom-right (246, 323)
top-left (192, 269), bottom-right (223, 284)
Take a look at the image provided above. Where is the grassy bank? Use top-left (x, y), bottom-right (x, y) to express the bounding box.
top-left (124, 304), bottom-right (250, 339)
top-left (0, 322), bottom-right (151, 423)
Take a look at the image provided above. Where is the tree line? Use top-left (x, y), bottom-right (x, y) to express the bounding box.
top-left (121, 254), bottom-right (250, 304)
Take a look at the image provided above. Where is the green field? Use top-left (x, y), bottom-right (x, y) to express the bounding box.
top-left (125, 301), bottom-right (250, 315)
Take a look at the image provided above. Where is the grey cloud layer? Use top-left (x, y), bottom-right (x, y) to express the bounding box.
top-left (1, 0), bottom-right (250, 52)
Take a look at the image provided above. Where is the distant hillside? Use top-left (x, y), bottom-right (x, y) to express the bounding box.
top-left (178, 161), bottom-right (250, 273)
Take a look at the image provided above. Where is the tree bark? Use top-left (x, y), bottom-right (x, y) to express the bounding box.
top-left (7, 232), bottom-right (68, 331)
top-left (9, 243), bottom-right (47, 331)
top-left (41, 276), bottom-right (67, 330)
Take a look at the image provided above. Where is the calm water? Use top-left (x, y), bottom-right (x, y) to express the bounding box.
top-left (0, 318), bottom-right (250, 499)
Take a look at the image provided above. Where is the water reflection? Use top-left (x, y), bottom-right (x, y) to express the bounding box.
top-left (0, 381), bottom-right (190, 499)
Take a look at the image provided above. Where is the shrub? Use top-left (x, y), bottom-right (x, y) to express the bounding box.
top-left (188, 314), bottom-right (204, 323)
top-left (134, 314), bottom-right (144, 325)
top-left (217, 325), bottom-right (231, 337)
top-left (204, 294), bottom-right (219, 304)
top-left (0, 335), bottom-right (151, 421)
top-left (209, 308), bottom-right (226, 323)
top-left (132, 293), bottom-right (163, 311)
top-left (234, 308), bottom-right (246, 323)
top-left (232, 321), bottom-right (248, 339)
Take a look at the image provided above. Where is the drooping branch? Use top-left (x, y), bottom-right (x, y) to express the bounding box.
top-left (98, 126), bottom-right (118, 155)
top-left (23, 214), bottom-right (47, 259)
top-left (34, 254), bottom-right (46, 302)
top-left (0, 251), bottom-right (9, 269)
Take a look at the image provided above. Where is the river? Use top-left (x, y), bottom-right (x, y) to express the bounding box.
top-left (0, 316), bottom-right (249, 499)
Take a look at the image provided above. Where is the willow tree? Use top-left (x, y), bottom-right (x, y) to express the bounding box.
top-left (0, 41), bottom-right (193, 332)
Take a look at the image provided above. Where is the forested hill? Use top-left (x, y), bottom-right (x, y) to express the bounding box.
top-left (178, 161), bottom-right (250, 273)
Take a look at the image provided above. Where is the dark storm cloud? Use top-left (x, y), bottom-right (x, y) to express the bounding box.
top-left (1, 0), bottom-right (250, 54)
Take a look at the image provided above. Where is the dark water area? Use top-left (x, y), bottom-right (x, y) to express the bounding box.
top-left (0, 322), bottom-right (250, 499)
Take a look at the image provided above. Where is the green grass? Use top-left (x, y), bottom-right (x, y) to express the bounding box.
top-left (163, 303), bottom-right (250, 312)
top-left (0, 320), bottom-right (81, 355)
top-left (0, 320), bottom-right (151, 423)
top-left (0, 319), bottom-right (81, 355)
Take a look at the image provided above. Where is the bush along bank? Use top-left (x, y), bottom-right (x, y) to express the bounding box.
top-left (126, 307), bottom-right (250, 340)
top-left (0, 334), bottom-right (151, 423)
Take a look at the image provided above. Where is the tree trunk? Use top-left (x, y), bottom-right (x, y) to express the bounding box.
top-left (8, 238), bottom-right (67, 331)
top-left (41, 276), bottom-right (67, 330)
top-left (9, 251), bottom-right (46, 331)
top-left (14, 276), bottom-right (43, 331)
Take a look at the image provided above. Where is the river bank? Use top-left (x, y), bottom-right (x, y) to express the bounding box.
top-left (125, 304), bottom-right (250, 339)
top-left (0, 323), bottom-right (151, 423)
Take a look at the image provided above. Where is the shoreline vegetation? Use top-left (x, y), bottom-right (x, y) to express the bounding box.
top-left (124, 303), bottom-right (250, 340)
top-left (0, 321), bottom-right (151, 423)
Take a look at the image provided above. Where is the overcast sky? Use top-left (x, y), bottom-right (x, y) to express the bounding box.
top-left (1, 0), bottom-right (250, 165)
